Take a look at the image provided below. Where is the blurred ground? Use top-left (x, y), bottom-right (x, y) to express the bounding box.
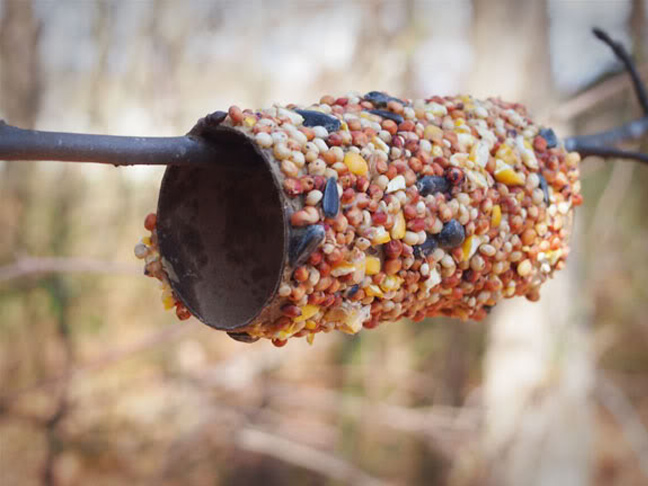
top-left (1, 1), bottom-right (647, 485)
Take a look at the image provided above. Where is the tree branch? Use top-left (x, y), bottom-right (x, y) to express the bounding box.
top-left (592, 27), bottom-right (648, 114)
top-left (0, 256), bottom-right (140, 283)
top-left (0, 120), bottom-right (223, 166)
top-left (236, 427), bottom-right (387, 486)
top-left (564, 28), bottom-right (648, 164)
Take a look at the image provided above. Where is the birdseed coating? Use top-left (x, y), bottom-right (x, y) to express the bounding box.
top-left (135, 92), bottom-right (583, 346)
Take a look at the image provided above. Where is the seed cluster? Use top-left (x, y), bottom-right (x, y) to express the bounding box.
top-left (134, 213), bottom-right (192, 322)
top-left (136, 92), bottom-right (582, 346)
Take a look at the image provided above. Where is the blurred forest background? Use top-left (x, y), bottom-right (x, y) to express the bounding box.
top-left (1, 0), bottom-right (647, 485)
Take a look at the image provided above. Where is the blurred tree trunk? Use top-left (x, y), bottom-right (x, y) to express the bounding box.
top-left (0, 0), bottom-right (41, 254)
top-left (468, 1), bottom-right (594, 485)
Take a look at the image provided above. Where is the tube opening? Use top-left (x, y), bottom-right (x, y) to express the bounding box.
top-left (156, 129), bottom-right (286, 330)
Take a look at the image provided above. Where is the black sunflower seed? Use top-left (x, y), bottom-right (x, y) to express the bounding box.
top-left (539, 128), bottom-right (558, 149)
top-left (363, 91), bottom-right (405, 107)
top-left (289, 224), bottom-right (326, 266)
top-left (413, 234), bottom-right (439, 259)
top-left (322, 177), bottom-right (339, 218)
top-left (227, 332), bottom-right (260, 343)
top-left (295, 109), bottom-right (341, 132)
top-left (345, 284), bottom-right (360, 298)
top-left (538, 174), bottom-right (550, 205)
top-left (437, 219), bottom-right (466, 249)
top-left (416, 176), bottom-right (450, 196)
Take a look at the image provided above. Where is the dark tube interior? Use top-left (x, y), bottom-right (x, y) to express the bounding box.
top-left (156, 129), bottom-right (286, 330)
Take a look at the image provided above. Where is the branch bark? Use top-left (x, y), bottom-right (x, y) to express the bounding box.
top-left (565, 28), bottom-right (648, 163)
top-left (0, 121), bottom-right (223, 167)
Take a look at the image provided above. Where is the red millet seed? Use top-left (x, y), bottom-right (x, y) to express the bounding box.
top-left (144, 213), bottom-right (157, 231)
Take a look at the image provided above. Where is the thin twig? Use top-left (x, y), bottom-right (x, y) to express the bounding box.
top-left (1, 324), bottom-right (192, 404)
top-left (0, 256), bottom-right (141, 282)
top-left (592, 27), bottom-right (648, 114)
top-left (236, 427), bottom-right (389, 486)
top-left (564, 28), bottom-right (648, 164)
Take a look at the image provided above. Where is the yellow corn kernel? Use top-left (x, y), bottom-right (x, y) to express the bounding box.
top-left (162, 295), bottom-right (175, 310)
top-left (424, 125), bottom-right (443, 140)
top-left (491, 204), bottom-right (502, 228)
top-left (461, 235), bottom-right (481, 262)
top-left (306, 333), bottom-right (315, 345)
top-left (495, 169), bottom-right (524, 186)
top-left (365, 284), bottom-right (384, 298)
top-left (494, 161), bottom-right (525, 186)
top-left (391, 211), bottom-right (406, 240)
top-left (331, 262), bottom-right (355, 277)
top-left (343, 152), bottom-right (368, 176)
top-left (431, 145), bottom-right (444, 157)
top-left (372, 227), bottom-right (391, 246)
top-left (365, 256), bottom-right (381, 275)
top-left (142, 236), bottom-right (152, 245)
top-left (371, 136), bottom-right (389, 153)
top-left (496, 144), bottom-right (519, 166)
top-left (305, 319), bottom-right (318, 330)
top-left (380, 275), bottom-right (403, 293)
top-left (243, 116), bottom-right (257, 128)
top-left (294, 304), bottom-right (320, 322)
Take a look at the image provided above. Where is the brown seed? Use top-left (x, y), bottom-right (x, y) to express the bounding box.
top-left (281, 304), bottom-right (302, 318)
top-left (290, 285), bottom-right (306, 302)
top-left (385, 258), bottom-right (403, 275)
top-left (384, 239), bottom-right (403, 258)
top-left (318, 261), bottom-right (331, 277)
top-left (293, 266), bottom-right (309, 282)
top-left (315, 276), bottom-right (333, 291)
top-left (308, 251), bottom-right (323, 266)
top-left (356, 176), bottom-right (370, 193)
top-left (321, 294), bottom-right (336, 307)
top-left (341, 187), bottom-right (355, 204)
top-left (322, 150), bottom-right (337, 165)
top-left (176, 305), bottom-right (192, 321)
top-left (346, 207), bottom-right (363, 227)
top-left (291, 207), bottom-right (319, 226)
top-left (144, 213), bottom-right (157, 231)
top-left (355, 193), bottom-right (371, 209)
top-left (521, 228), bottom-right (537, 246)
top-left (382, 119), bottom-right (398, 135)
top-left (228, 105), bottom-right (244, 124)
top-left (283, 178), bottom-right (303, 196)
top-left (328, 279), bottom-right (341, 294)
top-left (403, 204), bottom-right (417, 220)
top-left (372, 211), bottom-right (388, 225)
top-left (308, 291), bottom-right (325, 305)
top-left (320, 95), bottom-right (335, 105)
top-left (326, 248), bottom-right (343, 265)
top-left (300, 176), bottom-right (315, 192)
top-left (332, 214), bottom-right (349, 232)
top-left (408, 157), bottom-right (423, 172)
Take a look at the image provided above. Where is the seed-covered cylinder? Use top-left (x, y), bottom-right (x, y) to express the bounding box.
top-left (135, 92), bottom-right (582, 345)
